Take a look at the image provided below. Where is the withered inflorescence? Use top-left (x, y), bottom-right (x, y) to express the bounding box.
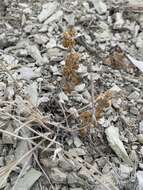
top-left (62, 27), bottom-right (80, 93)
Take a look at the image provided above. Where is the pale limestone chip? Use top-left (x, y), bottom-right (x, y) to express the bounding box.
top-left (74, 83), bottom-right (85, 92)
top-left (38, 2), bottom-right (58, 22)
top-left (126, 54), bottom-right (143, 72)
top-left (59, 91), bottom-right (69, 103)
top-left (44, 10), bottom-right (63, 25)
top-left (13, 168), bottom-right (41, 190)
top-left (26, 82), bottom-right (38, 106)
top-left (105, 126), bottom-right (133, 166)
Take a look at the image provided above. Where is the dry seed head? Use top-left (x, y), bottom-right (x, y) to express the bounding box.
top-left (96, 90), bottom-right (112, 120)
top-left (65, 52), bottom-right (80, 66)
top-left (63, 52), bottom-right (80, 78)
top-left (63, 83), bottom-right (72, 94)
top-left (68, 26), bottom-right (76, 37)
top-left (62, 27), bottom-right (80, 93)
top-left (79, 127), bottom-right (88, 137)
top-left (63, 31), bottom-right (75, 48)
top-left (80, 111), bottom-right (92, 124)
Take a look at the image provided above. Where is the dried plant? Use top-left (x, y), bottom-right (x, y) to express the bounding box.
top-left (62, 27), bottom-right (76, 49)
top-left (104, 47), bottom-right (125, 69)
top-left (79, 111), bottom-right (92, 136)
top-left (96, 90), bottom-right (112, 120)
top-left (63, 52), bottom-right (79, 78)
top-left (80, 111), bottom-right (92, 125)
top-left (62, 27), bottom-right (80, 93)
top-left (63, 31), bottom-right (75, 49)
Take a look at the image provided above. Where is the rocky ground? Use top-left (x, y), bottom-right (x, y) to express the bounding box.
top-left (0, 0), bottom-right (143, 189)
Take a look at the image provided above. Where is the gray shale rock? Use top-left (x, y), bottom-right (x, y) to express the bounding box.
top-left (139, 121), bottom-right (143, 134)
top-left (50, 168), bottom-right (67, 184)
top-left (119, 164), bottom-right (133, 179)
top-left (58, 158), bottom-right (74, 172)
top-left (78, 167), bottom-right (94, 183)
top-left (67, 172), bottom-right (85, 186)
top-left (136, 171), bottom-right (143, 190)
top-left (128, 91), bottom-right (140, 101)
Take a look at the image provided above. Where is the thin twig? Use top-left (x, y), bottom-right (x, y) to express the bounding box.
top-left (0, 140), bottom-right (44, 187)
top-left (0, 128), bottom-right (40, 140)
top-left (90, 63), bottom-right (97, 126)
top-left (33, 152), bottom-right (54, 190)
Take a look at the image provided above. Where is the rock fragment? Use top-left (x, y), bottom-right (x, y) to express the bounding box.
top-left (50, 168), bottom-right (67, 184)
top-left (38, 2), bottom-right (58, 23)
top-left (128, 91), bottom-right (140, 100)
top-left (105, 125), bottom-right (133, 166)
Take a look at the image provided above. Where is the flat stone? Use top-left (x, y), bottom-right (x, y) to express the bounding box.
top-left (24, 24), bottom-right (33, 33)
top-left (0, 33), bottom-right (8, 49)
top-left (59, 91), bottom-right (69, 103)
top-left (112, 98), bottom-right (122, 109)
top-left (136, 32), bottom-right (143, 49)
top-left (38, 2), bottom-right (58, 22)
top-left (44, 10), bottom-right (63, 25)
top-left (130, 106), bottom-right (139, 115)
top-left (34, 34), bottom-right (48, 44)
top-left (136, 171), bottom-right (143, 190)
top-left (77, 64), bottom-right (87, 74)
top-left (139, 163), bottom-right (143, 170)
top-left (137, 134), bottom-right (143, 144)
top-left (139, 121), bottom-right (143, 134)
top-left (40, 158), bottom-right (58, 169)
top-left (46, 38), bottom-right (57, 49)
top-left (67, 173), bottom-right (79, 185)
top-left (91, 0), bottom-right (107, 14)
top-left (121, 116), bottom-right (136, 127)
top-left (68, 148), bottom-right (86, 156)
top-left (128, 91), bottom-right (140, 100)
top-left (73, 136), bottom-right (83, 148)
top-left (129, 150), bottom-right (138, 162)
top-left (67, 172), bottom-right (84, 186)
top-left (114, 12), bottom-right (124, 29)
top-left (0, 82), bottom-right (6, 97)
top-left (74, 84), bottom-right (85, 92)
top-left (58, 158), bottom-right (74, 172)
top-left (78, 167), bottom-right (94, 183)
top-left (50, 168), bottom-right (67, 184)
top-left (0, 157), bottom-right (4, 167)
top-left (120, 164), bottom-right (133, 179)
